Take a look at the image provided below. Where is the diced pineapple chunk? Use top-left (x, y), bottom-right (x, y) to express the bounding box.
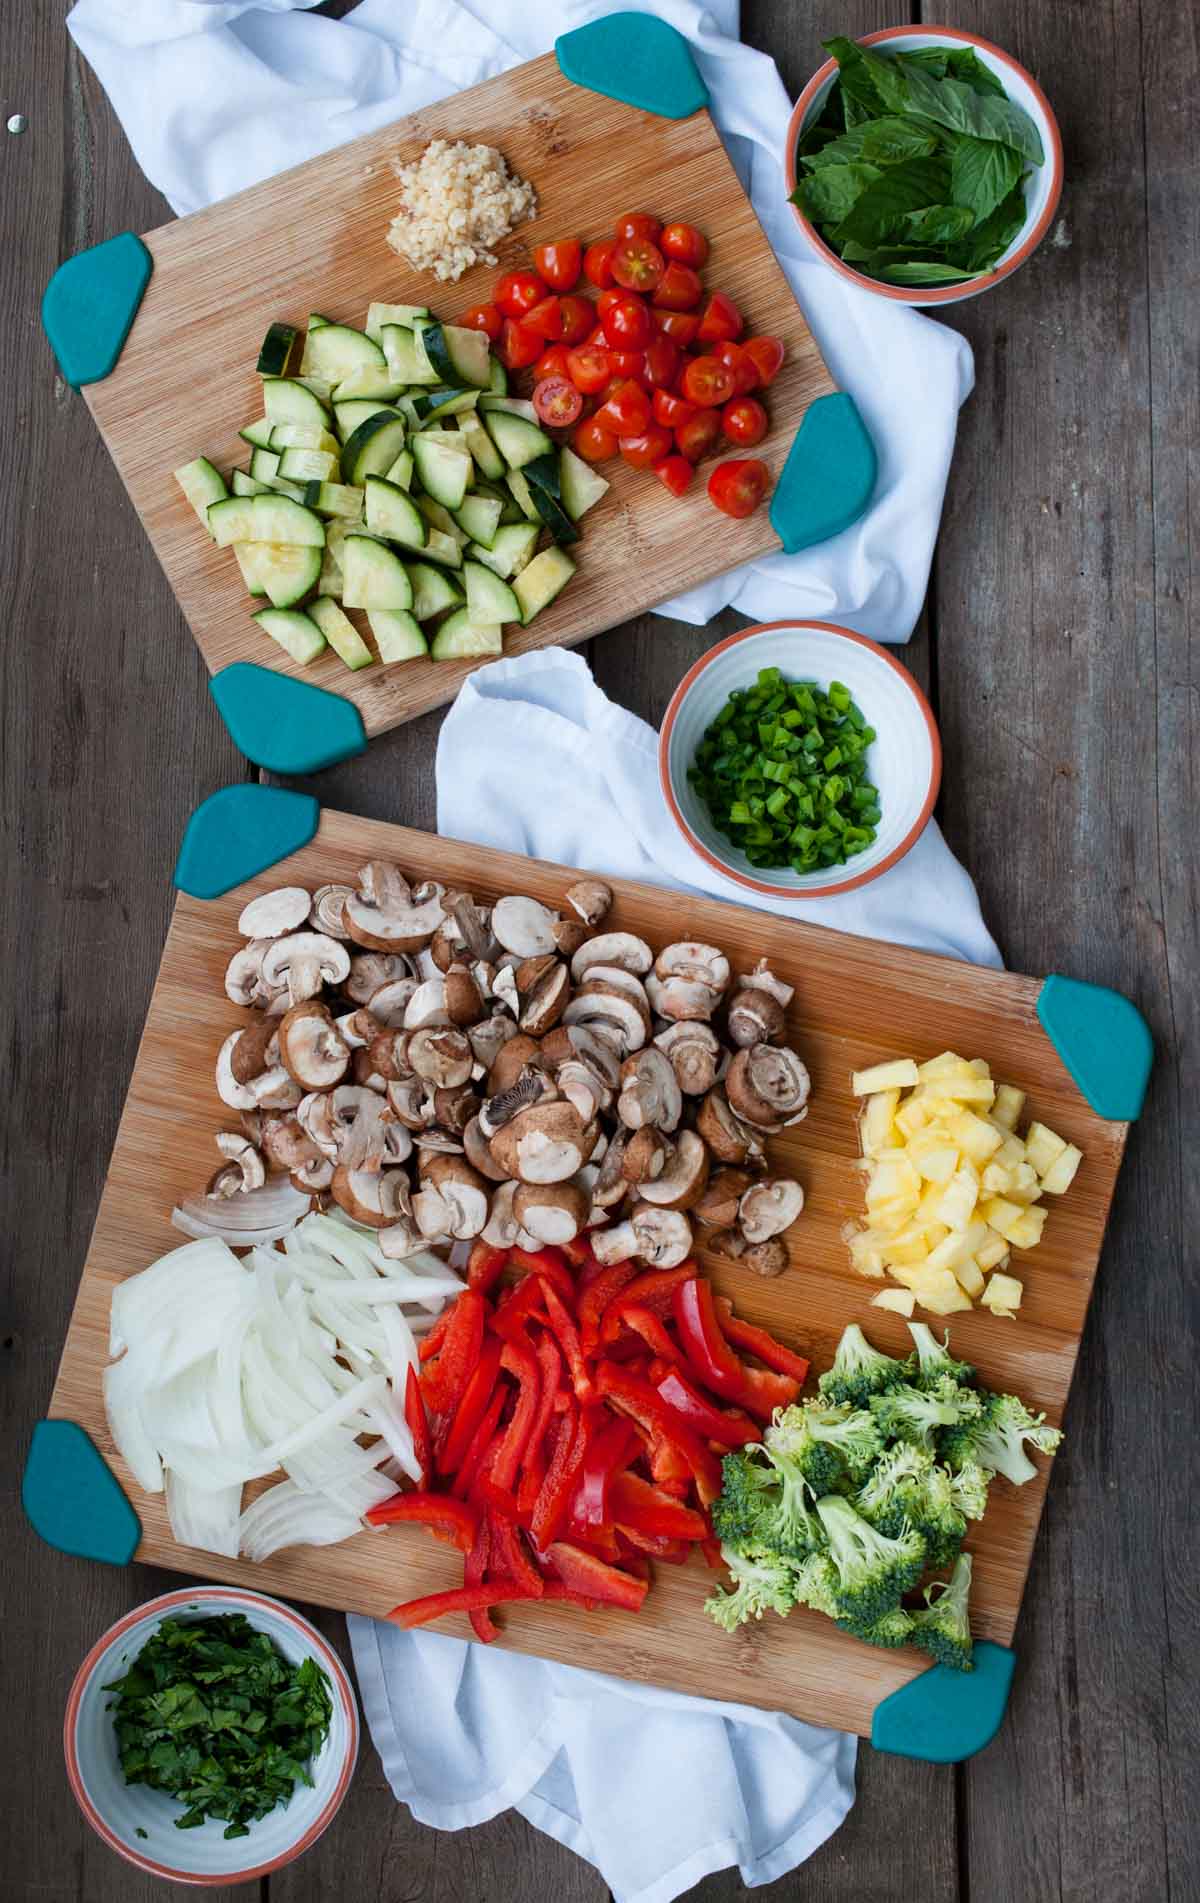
top-left (935, 1167), bottom-right (980, 1232)
top-left (978, 1195), bottom-right (1024, 1241)
top-left (871, 1287), bottom-right (917, 1316)
top-left (925, 1220), bottom-right (988, 1274)
top-left (954, 1258), bottom-right (986, 1299)
top-left (1039, 1143), bottom-right (1083, 1196)
top-left (894, 1098), bottom-right (931, 1138)
top-left (968, 1057), bottom-right (991, 1078)
top-left (1006, 1207), bottom-right (1047, 1250)
top-left (939, 1074), bottom-right (996, 1108)
top-left (1007, 1162), bottom-right (1043, 1206)
top-left (947, 1108), bottom-right (1004, 1164)
top-left (976, 1233), bottom-right (1010, 1272)
top-left (916, 1051), bottom-right (975, 1082)
top-left (852, 1058), bottom-right (920, 1096)
top-left (846, 1230), bottom-right (886, 1278)
top-left (981, 1161), bottom-right (1014, 1196)
top-left (910, 1139), bottom-right (962, 1184)
top-left (861, 1089), bottom-right (900, 1156)
top-left (981, 1272), bottom-right (1024, 1318)
top-left (865, 1156), bottom-right (921, 1209)
top-left (1025, 1120), bottom-right (1068, 1177)
top-left (881, 1236), bottom-right (932, 1267)
top-left (992, 1084), bottom-right (1026, 1131)
top-left (995, 1134), bottom-right (1028, 1170)
top-left (900, 1265), bottom-right (973, 1315)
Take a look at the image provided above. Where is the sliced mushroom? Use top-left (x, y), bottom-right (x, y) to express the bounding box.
top-left (570, 931), bottom-right (653, 982)
top-left (695, 1167), bottom-right (755, 1228)
top-left (492, 964), bottom-right (520, 1018)
top-left (490, 895), bottom-right (560, 957)
top-left (725, 1044), bottom-right (811, 1130)
top-left (707, 1228), bottom-right (788, 1278)
top-left (550, 918), bottom-right (589, 957)
top-left (489, 1101), bottom-right (596, 1184)
top-left (480, 1065), bottom-right (555, 1137)
top-left (432, 1082), bottom-right (480, 1133)
top-left (216, 1031), bottom-right (263, 1110)
top-left (309, 883), bottom-right (354, 939)
top-left (637, 1129), bottom-right (710, 1211)
top-left (360, 860), bottom-right (412, 908)
top-left (345, 952), bottom-right (414, 1005)
top-left (277, 1000), bottom-right (350, 1090)
top-left (617, 1047), bottom-right (683, 1134)
top-left (487, 1033), bottom-right (545, 1095)
top-left (520, 962), bottom-right (570, 1037)
top-left (696, 1085), bottom-right (761, 1163)
top-left (260, 932), bottom-right (351, 1007)
top-left (654, 941), bottom-right (730, 994)
top-left (352, 1047), bottom-right (388, 1093)
top-left (592, 1127), bottom-right (630, 1208)
top-left (408, 1026), bottom-right (473, 1089)
top-left (515, 953), bottom-right (556, 996)
top-left (621, 1127), bottom-right (674, 1185)
top-left (590, 1219), bottom-right (638, 1266)
top-left (259, 1113), bottom-right (331, 1184)
top-left (387, 1075), bottom-right (432, 1131)
top-left (403, 975), bottom-right (450, 1030)
top-left (378, 1210), bottom-right (428, 1261)
top-left (225, 940), bottom-right (270, 1008)
top-left (413, 1154), bottom-right (490, 1239)
top-left (464, 1115), bottom-right (512, 1182)
top-left (344, 876), bottom-right (446, 954)
top-left (229, 1016), bottom-right (277, 1086)
top-left (481, 1178), bottom-right (521, 1248)
top-left (448, 891), bottom-right (496, 963)
top-left (579, 965), bottom-right (652, 1011)
top-left (565, 878), bottom-right (612, 927)
top-left (237, 887), bottom-right (312, 940)
top-left (513, 1178), bottom-right (589, 1245)
top-left (302, 1084), bottom-right (390, 1168)
top-left (563, 988), bottom-right (648, 1056)
top-left (645, 972), bottom-right (722, 1023)
top-left (630, 1204), bottom-right (694, 1267)
top-left (444, 963), bottom-right (485, 1027)
top-left (727, 987), bottom-right (787, 1048)
top-left (329, 1165), bottom-right (412, 1229)
top-left (738, 1177), bottom-right (805, 1242)
top-left (367, 1029), bottom-right (411, 1081)
top-left (208, 1131), bottom-right (266, 1197)
top-left (556, 1058), bottom-right (613, 1124)
top-left (654, 1021), bottom-right (722, 1095)
top-left (253, 1069), bottom-right (304, 1110)
top-left (379, 1113), bottom-right (415, 1168)
top-left (336, 1007), bottom-right (383, 1050)
top-left (467, 1013), bottom-right (518, 1075)
top-left (738, 958), bottom-right (794, 1009)
top-left (367, 978), bottom-right (419, 1027)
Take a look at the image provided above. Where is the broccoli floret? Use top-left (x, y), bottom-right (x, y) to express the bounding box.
top-left (941, 1392), bottom-right (1063, 1486)
top-left (906, 1321), bottom-right (976, 1391)
top-left (856, 1443), bottom-right (966, 1569)
top-left (818, 1322), bottom-right (914, 1408)
top-left (815, 1494), bottom-right (926, 1628)
top-left (837, 1603), bottom-right (916, 1650)
top-left (947, 1458), bottom-right (991, 1522)
top-left (908, 1551), bottom-right (974, 1671)
top-left (767, 1401), bottom-right (884, 1495)
top-left (705, 1541), bottom-right (797, 1631)
top-left (712, 1446), bottom-right (825, 1561)
top-left (869, 1376), bottom-right (982, 1451)
top-left (790, 1550), bottom-right (841, 1619)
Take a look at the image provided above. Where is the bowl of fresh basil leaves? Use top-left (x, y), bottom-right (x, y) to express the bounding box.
top-left (786, 27), bottom-right (1062, 304)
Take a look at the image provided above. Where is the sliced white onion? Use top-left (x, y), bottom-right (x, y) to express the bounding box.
top-left (238, 1479), bottom-right (365, 1562)
top-left (172, 1176), bottom-right (310, 1247)
top-left (165, 1469), bottom-right (241, 1559)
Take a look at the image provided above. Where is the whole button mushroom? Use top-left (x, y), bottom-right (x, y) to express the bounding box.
top-left (488, 1101), bottom-right (597, 1184)
top-left (725, 1044), bottom-right (811, 1131)
top-left (564, 878), bottom-right (613, 927)
top-left (654, 1021), bottom-right (722, 1096)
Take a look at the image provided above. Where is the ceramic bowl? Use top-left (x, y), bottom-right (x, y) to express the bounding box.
top-left (64, 1586), bottom-right (358, 1886)
top-left (785, 26), bottom-right (1063, 306)
top-left (659, 620), bottom-right (940, 899)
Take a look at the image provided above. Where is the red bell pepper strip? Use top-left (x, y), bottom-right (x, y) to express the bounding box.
top-left (572, 1417), bottom-right (640, 1529)
top-left (541, 1281), bottom-right (595, 1403)
top-left (417, 1307), bottom-right (452, 1363)
top-left (508, 1245), bottom-right (576, 1303)
top-left (593, 1361), bottom-right (723, 1505)
top-left (451, 1384), bottom-right (506, 1500)
top-left (487, 1507), bottom-right (544, 1596)
top-left (420, 1289), bottom-right (485, 1416)
top-left (437, 1336), bottom-right (503, 1477)
top-left (475, 1476), bottom-right (528, 1524)
top-left (467, 1239), bottom-right (509, 1296)
top-left (609, 1469), bottom-right (708, 1542)
top-left (490, 1273), bottom-right (546, 1341)
top-left (599, 1264), bottom-right (698, 1342)
top-left (544, 1542), bottom-right (649, 1611)
top-left (734, 1364), bottom-right (801, 1421)
top-left (490, 1339), bottom-right (541, 1491)
top-left (619, 1303), bottom-right (686, 1369)
top-left (653, 1367), bottom-right (762, 1449)
top-left (562, 1235), bottom-right (596, 1270)
top-left (464, 1511), bottom-right (496, 1640)
top-left (647, 1433), bottom-right (693, 1497)
top-left (519, 1333), bottom-right (562, 1477)
top-left (615, 1524), bottom-right (691, 1562)
top-left (387, 1581), bottom-right (541, 1630)
top-left (404, 1363), bottom-right (433, 1484)
top-left (700, 1534), bottom-right (725, 1571)
top-left (672, 1277), bottom-right (798, 1420)
top-left (365, 1489), bottom-right (480, 1550)
top-left (612, 1538), bottom-right (653, 1580)
top-left (577, 1261), bottom-right (640, 1356)
top-left (530, 1402), bottom-right (582, 1551)
top-left (712, 1296), bottom-right (810, 1383)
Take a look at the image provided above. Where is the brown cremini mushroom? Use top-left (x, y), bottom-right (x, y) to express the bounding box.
top-left (707, 1228), bottom-right (789, 1277)
top-left (237, 887), bottom-right (312, 940)
top-left (653, 1021), bottom-right (722, 1096)
top-left (570, 931), bottom-right (653, 982)
top-left (513, 1177), bottom-right (590, 1245)
top-left (519, 962), bottom-right (570, 1037)
top-left (309, 883), bottom-right (354, 939)
top-left (345, 951), bottom-right (413, 1005)
top-left (469, 1013), bottom-right (519, 1074)
top-left (208, 1131), bottom-right (266, 1198)
top-left (550, 918), bottom-right (590, 958)
top-left (491, 895), bottom-right (560, 957)
top-left (636, 1129), bottom-right (710, 1211)
top-left (330, 1165), bottom-right (412, 1228)
top-left (260, 932), bottom-right (350, 1006)
top-left (278, 1000), bottom-right (350, 1090)
top-left (725, 1044), bottom-right (811, 1130)
top-left (464, 1115), bottom-right (512, 1182)
top-left (365, 977), bottom-right (418, 1027)
top-left (487, 1033), bottom-right (545, 1096)
top-left (617, 1047), bottom-right (683, 1133)
top-left (481, 1178), bottom-right (521, 1248)
top-left (413, 1154), bottom-right (490, 1240)
top-left (444, 963), bottom-right (485, 1027)
top-left (225, 940), bottom-right (271, 1008)
top-left (694, 1167), bottom-right (756, 1228)
top-left (565, 878), bottom-right (612, 927)
top-left (738, 1177), bottom-right (805, 1242)
top-left (695, 1086), bottom-right (760, 1164)
top-left (727, 987), bottom-right (787, 1048)
top-left (408, 1025), bottom-right (474, 1089)
top-left (621, 1126), bottom-right (674, 1185)
top-left (344, 869), bottom-right (446, 953)
top-left (489, 1101), bottom-right (597, 1184)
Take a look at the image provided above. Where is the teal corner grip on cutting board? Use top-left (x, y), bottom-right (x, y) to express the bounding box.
top-left (770, 393), bottom-right (877, 554)
top-left (556, 13), bottom-right (708, 118)
top-left (871, 1641), bottom-right (1015, 1763)
top-left (174, 784), bottom-right (319, 900)
top-left (1037, 974), bottom-right (1153, 1121)
top-left (210, 663), bottom-right (367, 775)
top-left (23, 1420), bottom-right (141, 1566)
top-left (42, 232), bottom-right (152, 388)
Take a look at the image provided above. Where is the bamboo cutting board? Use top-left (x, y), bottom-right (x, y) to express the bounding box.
top-left (79, 49), bottom-right (840, 740)
top-left (47, 808), bottom-right (1133, 1740)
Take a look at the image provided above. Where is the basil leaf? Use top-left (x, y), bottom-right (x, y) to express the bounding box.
top-left (831, 155), bottom-right (951, 245)
top-left (794, 161), bottom-right (882, 228)
top-left (875, 259), bottom-right (982, 285)
top-left (945, 47), bottom-right (1007, 98)
top-left (946, 181), bottom-right (1028, 271)
top-left (897, 48), bottom-right (949, 78)
top-left (951, 135), bottom-right (1025, 222)
top-left (898, 65), bottom-right (1044, 164)
top-left (854, 45), bottom-right (913, 116)
top-left (803, 115), bottom-right (938, 171)
top-left (821, 37), bottom-right (887, 117)
top-left (899, 203), bottom-right (977, 244)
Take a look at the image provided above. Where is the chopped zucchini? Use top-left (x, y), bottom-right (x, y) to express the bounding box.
top-left (277, 447), bottom-right (338, 483)
top-left (341, 535), bottom-right (414, 611)
top-left (253, 606), bottom-right (326, 664)
top-left (456, 410), bottom-right (506, 480)
top-left (263, 378), bottom-right (331, 427)
top-left (453, 493), bottom-right (503, 548)
top-left (463, 559), bottom-right (520, 625)
top-left (368, 609), bottom-right (429, 663)
top-left (408, 561), bottom-right (464, 622)
top-left (530, 485), bottom-right (579, 546)
top-left (255, 321), bottom-right (297, 377)
top-left (411, 435), bottom-right (472, 510)
top-left (483, 408), bottom-right (554, 470)
top-left (341, 413), bottom-right (408, 485)
top-left (300, 322), bottom-right (386, 382)
top-left (231, 469), bottom-right (272, 498)
top-left (420, 388), bottom-right (481, 425)
top-left (480, 395), bottom-right (538, 422)
top-left (381, 323), bottom-right (440, 386)
top-left (364, 474), bottom-right (427, 549)
top-left (430, 610), bottom-right (504, 660)
top-left (209, 493), bottom-right (325, 548)
top-left (505, 468), bottom-right (540, 522)
top-left (420, 528), bottom-right (464, 569)
top-left (486, 357), bottom-right (509, 396)
top-left (269, 424), bottom-right (341, 455)
top-left (239, 418), bottom-right (276, 451)
top-left (330, 365), bottom-right (405, 403)
top-left (559, 446), bottom-right (610, 521)
top-left (173, 457), bottom-right (227, 534)
top-left (467, 521), bottom-right (540, 579)
top-left (302, 480), bottom-right (364, 521)
top-left (365, 301), bottom-right (429, 342)
top-left (513, 545), bottom-right (576, 624)
top-left (334, 399), bottom-right (400, 442)
top-left (421, 321), bottom-right (492, 390)
top-left (415, 496), bottom-right (467, 547)
top-left (523, 452), bottom-right (561, 499)
top-left (385, 450), bottom-right (414, 492)
top-left (234, 541), bottom-right (323, 609)
top-left (310, 595), bottom-right (375, 669)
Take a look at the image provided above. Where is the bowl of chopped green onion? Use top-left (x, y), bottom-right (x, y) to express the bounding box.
top-left (65, 1587), bottom-right (358, 1884)
top-left (660, 620), bottom-right (940, 898)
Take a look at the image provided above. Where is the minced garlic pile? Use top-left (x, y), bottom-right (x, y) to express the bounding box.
top-left (386, 139), bottom-right (536, 283)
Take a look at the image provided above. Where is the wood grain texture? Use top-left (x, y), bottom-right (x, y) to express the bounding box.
top-left (48, 808), bottom-right (1128, 1741)
top-left (83, 51), bottom-right (836, 738)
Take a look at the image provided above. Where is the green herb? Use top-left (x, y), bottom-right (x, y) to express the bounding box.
top-left (792, 35), bottom-right (1044, 287)
top-left (686, 668), bottom-right (880, 874)
top-left (103, 1614), bottom-right (333, 1841)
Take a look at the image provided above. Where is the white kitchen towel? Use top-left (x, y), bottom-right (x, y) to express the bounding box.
top-left (66, 0), bottom-right (975, 641)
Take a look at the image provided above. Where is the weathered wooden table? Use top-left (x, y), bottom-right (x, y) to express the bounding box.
top-left (3, 3), bottom-right (1195, 1899)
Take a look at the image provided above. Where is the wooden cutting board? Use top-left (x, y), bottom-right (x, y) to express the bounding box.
top-left (79, 47), bottom-right (841, 741)
top-left (46, 807), bottom-right (1133, 1741)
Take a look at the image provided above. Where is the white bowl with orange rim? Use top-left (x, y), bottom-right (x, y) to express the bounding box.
top-left (785, 26), bottom-right (1063, 307)
top-left (659, 620), bottom-right (940, 900)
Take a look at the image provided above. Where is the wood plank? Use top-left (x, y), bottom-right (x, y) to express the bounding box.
top-left (82, 52), bottom-right (837, 738)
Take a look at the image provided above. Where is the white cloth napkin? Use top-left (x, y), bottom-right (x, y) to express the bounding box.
top-left (66, 0), bottom-right (974, 641)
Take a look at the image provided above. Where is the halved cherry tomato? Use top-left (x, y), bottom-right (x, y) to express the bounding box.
top-left (660, 221), bottom-right (708, 268)
top-left (534, 343), bottom-right (572, 383)
top-left (655, 453), bottom-right (694, 497)
top-left (697, 290), bottom-right (744, 344)
top-left (652, 308), bottom-right (701, 347)
top-left (595, 378), bottom-right (652, 436)
top-left (497, 318), bottom-right (542, 371)
top-left (457, 302), bottom-right (502, 341)
top-left (584, 239), bottom-right (618, 288)
top-left (612, 236), bottom-right (665, 294)
top-left (714, 340), bottom-right (760, 396)
top-left (534, 377), bottom-right (583, 428)
top-left (596, 288), bottom-right (625, 323)
top-left (681, 355), bottom-right (736, 408)
top-left (614, 212), bottom-right (662, 244)
top-left (574, 414), bottom-right (619, 462)
top-left (494, 270), bottom-right (545, 319)
top-left (652, 387), bottom-right (696, 428)
top-left (721, 394), bottom-right (768, 447)
top-left (566, 342), bottom-right (613, 394)
top-left (642, 335), bottom-right (681, 390)
top-left (652, 262), bottom-right (703, 311)
top-left (675, 407), bottom-right (723, 462)
top-left (601, 295), bottom-right (652, 350)
top-left (708, 457), bottom-right (770, 518)
top-left (744, 334), bottom-right (786, 387)
top-left (557, 294), bottom-right (593, 346)
top-left (606, 348), bottom-right (646, 379)
top-left (533, 238), bottom-right (582, 291)
top-left (523, 296), bottom-right (564, 341)
top-left (619, 423), bottom-right (672, 469)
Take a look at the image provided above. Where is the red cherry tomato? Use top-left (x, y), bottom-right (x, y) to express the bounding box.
top-left (614, 212), bottom-right (662, 244)
top-left (652, 386), bottom-right (696, 428)
top-left (744, 335), bottom-right (786, 387)
top-left (575, 413), bottom-right (619, 462)
top-left (494, 270), bottom-right (545, 319)
top-left (675, 407), bottom-right (723, 462)
top-left (708, 457), bottom-right (770, 518)
top-left (721, 395), bottom-right (768, 447)
top-left (606, 348), bottom-right (646, 379)
top-left (601, 295), bottom-right (652, 350)
top-left (565, 342), bottom-right (613, 394)
top-left (584, 240), bottom-right (618, 288)
top-left (532, 239), bottom-right (582, 291)
top-left (619, 424), bottom-right (673, 470)
top-left (652, 308), bottom-right (701, 347)
top-left (652, 262), bottom-right (703, 311)
top-left (655, 453), bottom-right (695, 497)
top-left (457, 302), bottom-right (502, 341)
top-left (595, 378), bottom-right (652, 436)
top-left (696, 291), bottom-right (744, 344)
top-left (660, 221), bottom-right (708, 268)
top-left (534, 343), bottom-right (572, 383)
top-left (533, 376), bottom-right (584, 428)
top-left (681, 355), bottom-right (736, 407)
top-left (557, 294), bottom-right (593, 346)
top-left (612, 237), bottom-right (665, 294)
top-left (523, 296), bottom-right (564, 341)
top-left (714, 340), bottom-right (760, 396)
top-left (596, 288), bottom-right (625, 323)
top-left (642, 336), bottom-right (681, 390)
top-left (497, 318), bottom-right (542, 371)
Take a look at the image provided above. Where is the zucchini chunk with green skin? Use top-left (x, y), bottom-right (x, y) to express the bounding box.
top-left (523, 452), bottom-right (561, 499)
top-left (232, 469), bottom-right (272, 498)
top-left (249, 447), bottom-right (281, 484)
top-left (559, 446), bottom-right (610, 522)
top-left (365, 300), bottom-right (430, 342)
top-left (418, 528), bottom-right (464, 570)
top-left (480, 395), bottom-right (538, 421)
top-left (382, 323), bottom-right (440, 386)
top-left (174, 457), bottom-right (227, 534)
top-left (530, 485), bottom-right (580, 546)
top-left (415, 495), bottom-right (467, 547)
top-left (463, 559), bottom-right (520, 625)
top-left (341, 413), bottom-right (408, 486)
top-left (239, 417), bottom-right (276, 450)
top-left (408, 561), bottom-right (463, 622)
top-left (253, 606), bottom-right (326, 664)
top-left (421, 321), bottom-right (493, 390)
top-left (505, 468), bottom-right (540, 523)
top-left (263, 378), bottom-right (331, 427)
top-left (302, 480), bottom-right (364, 521)
top-left (385, 450), bottom-right (414, 492)
top-left (453, 494), bottom-right (503, 548)
top-left (483, 409), bottom-right (554, 469)
top-left (364, 475), bottom-right (427, 549)
top-left (300, 322), bottom-right (386, 382)
top-left (310, 595), bottom-right (374, 669)
top-left (369, 609), bottom-right (429, 663)
top-left (411, 435), bottom-right (472, 510)
top-left (487, 357), bottom-right (508, 396)
top-left (277, 447), bottom-right (338, 483)
top-left (255, 321), bottom-right (297, 377)
top-left (430, 609), bottom-right (504, 660)
top-left (341, 535), bottom-right (413, 611)
top-left (330, 366), bottom-right (405, 403)
top-left (513, 546), bottom-right (576, 625)
top-left (209, 493), bottom-right (325, 548)
top-left (334, 399), bottom-right (401, 443)
top-left (236, 542), bottom-right (323, 609)
top-left (421, 388), bottom-right (482, 426)
top-left (269, 424), bottom-right (341, 455)
top-left (457, 411), bottom-right (506, 480)
top-left (467, 522), bottom-right (540, 579)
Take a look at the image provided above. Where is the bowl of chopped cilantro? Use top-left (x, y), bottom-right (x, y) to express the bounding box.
top-left (786, 28), bottom-right (1062, 304)
top-left (659, 621), bottom-right (939, 898)
top-left (65, 1587), bottom-right (357, 1883)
